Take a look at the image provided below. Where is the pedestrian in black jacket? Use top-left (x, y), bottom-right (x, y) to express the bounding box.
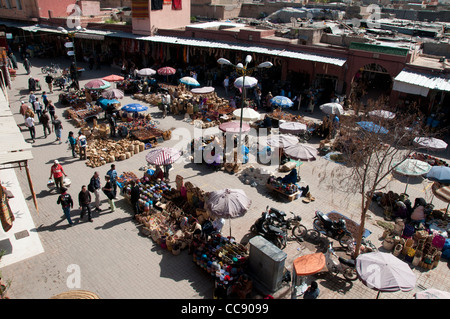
top-left (78, 185), bottom-right (93, 222)
top-left (57, 187), bottom-right (74, 226)
top-left (129, 180), bottom-right (140, 217)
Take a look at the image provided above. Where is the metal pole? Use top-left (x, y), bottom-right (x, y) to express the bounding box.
top-left (237, 70), bottom-right (245, 163)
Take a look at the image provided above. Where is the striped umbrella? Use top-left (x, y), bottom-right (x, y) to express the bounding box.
top-left (145, 147), bottom-right (181, 166)
top-left (85, 79), bottom-right (111, 90)
top-left (157, 66), bottom-right (176, 76)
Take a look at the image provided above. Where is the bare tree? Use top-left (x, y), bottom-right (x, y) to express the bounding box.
top-left (322, 98), bottom-right (434, 257)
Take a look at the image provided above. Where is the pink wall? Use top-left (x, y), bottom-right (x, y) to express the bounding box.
top-left (36, 0), bottom-right (78, 19)
top-left (132, 0), bottom-right (191, 35)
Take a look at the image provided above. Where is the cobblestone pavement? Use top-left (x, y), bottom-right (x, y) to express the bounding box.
top-left (0, 56), bottom-right (449, 300)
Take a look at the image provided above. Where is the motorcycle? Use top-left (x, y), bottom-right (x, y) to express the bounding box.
top-left (250, 208), bottom-right (287, 249)
top-left (325, 242), bottom-right (358, 281)
top-left (313, 211), bottom-right (354, 248)
top-left (267, 207), bottom-right (307, 241)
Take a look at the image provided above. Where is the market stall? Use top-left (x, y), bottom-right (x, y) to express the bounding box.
top-left (117, 79), bottom-right (141, 94)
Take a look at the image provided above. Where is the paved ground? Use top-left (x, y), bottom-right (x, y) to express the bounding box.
top-left (1, 55), bottom-right (449, 300)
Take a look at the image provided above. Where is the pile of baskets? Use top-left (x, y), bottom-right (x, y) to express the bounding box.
top-left (84, 138), bottom-right (146, 167)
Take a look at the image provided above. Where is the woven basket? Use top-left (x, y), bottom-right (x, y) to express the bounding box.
top-left (50, 290), bottom-right (100, 299)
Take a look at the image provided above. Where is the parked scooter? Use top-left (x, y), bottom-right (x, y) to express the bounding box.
top-left (325, 242), bottom-right (358, 281)
top-left (266, 207), bottom-right (307, 241)
top-left (251, 207), bottom-right (287, 249)
top-left (313, 211), bottom-right (354, 248)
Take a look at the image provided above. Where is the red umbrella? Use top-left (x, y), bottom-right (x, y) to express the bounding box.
top-left (157, 67), bottom-right (176, 76)
top-left (158, 67), bottom-right (176, 83)
top-left (102, 74), bottom-right (124, 82)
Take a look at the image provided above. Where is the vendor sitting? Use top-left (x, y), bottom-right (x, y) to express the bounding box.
top-left (118, 125), bottom-right (129, 138)
top-left (152, 165), bottom-right (164, 180)
top-left (282, 168), bottom-right (299, 184)
top-left (188, 229), bottom-right (203, 255)
top-left (231, 274), bottom-right (253, 299)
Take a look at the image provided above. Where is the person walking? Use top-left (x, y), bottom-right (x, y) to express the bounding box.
top-left (29, 91), bottom-right (36, 106)
top-left (106, 164), bottom-right (118, 198)
top-left (39, 110), bottom-right (51, 138)
top-left (49, 160), bottom-right (67, 192)
top-left (88, 172), bottom-right (101, 212)
top-left (33, 97), bottom-right (42, 121)
top-left (19, 101), bottom-right (29, 120)
top-left (57, 187), bottom-right (74, 226)
top-left (45, 74), bottom-right (54, 93)
top-left (23, 57), bottom-right (31, 75)
top-left (108, 113), bottom-right (117, 137)
top-left (78, 185), bottom-right (93, 222)
top-left (9, 52), bottom-right (18, 69)
top-left (77, 131), bottom-right (87, 160)
top-left (28, 76), bottom-right (36, 93)
top-left (52, 115), bottom-right (63, 143)
top-left (42, 91), bottom-right (49, 111)
top-left (47, 100), bottom-right (56, 121)
top-left (129, 180), bottom-right (140, 218)
top-left (25, 113), bottom-right (36, 143)
top-left (67, 131), bottom-right (77, 157)
top-left (102, 175), bottom-right (115, 212)
top-left (223, 76), bottom-right (229, 97)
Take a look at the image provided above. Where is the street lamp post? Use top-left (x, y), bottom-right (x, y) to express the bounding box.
top-left (58, 26), bottom-right (86, 88)
top-left (217, 56), bottom-right (272, 163)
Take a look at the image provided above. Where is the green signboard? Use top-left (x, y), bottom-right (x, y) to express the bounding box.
top-left (350, 42), bottom-right (409, 56)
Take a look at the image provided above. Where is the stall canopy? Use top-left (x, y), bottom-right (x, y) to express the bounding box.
top-left (293, 253), bottom-right (326, 276)
top-left (0, 87), bottom-right (37, 212)
top-left (393, 70), bottom-right (450, 97)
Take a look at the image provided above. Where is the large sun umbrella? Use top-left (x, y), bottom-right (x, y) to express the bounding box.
top-left (102, 74), bottom-right (124, 82)
top-left (102, 89), bottom-right (124, 100)
top-left (368, 110), bottom-right (396, 120)
top-left (219, 121), bottom-right (251, 134)
top-left (206, 188), bottom-right (251, 237)
top-left (284, 143), bottom-right (318, 161)
top-left (232, 108), bottom-right (261, 122)
top-left (320, 102), bottom-right (344, 116)
top-left (415, 288), bottom-right (450, 299)
top-left (426, 166), bottom-right (450, 184)
top-left (279, 122), bottom-right (307, 135)
top-left (145, 147), bottom-right (181, 166)
top-left (356, 251), bottom-right (417, 298)
top-left (85, 79), bottom-right (111, 90)
top-left (393, 158), bottom-right (431, 193)
top-left (137, 68), bottom-right (156, 76)
top-left (121, 103), bottom-right (148, 113)
top-left (357, 121), bottom-right (389, 134)
top-left (157, 66), bottom-right (176, 76)
top-left (191, 86), bottom-right (215, 94)
top-left (266, 134), bottom-right (298, 149)
top-left (233, 76), bottom-right (258, 89)
top-left (413, 137), bottom-right (448, 152)
top-left (270, 96), bottom-right (293, 109)
top-left (179, 76), bottom-right (200, 87)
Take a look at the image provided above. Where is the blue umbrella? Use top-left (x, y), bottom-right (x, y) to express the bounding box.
top-left (179, 76), bottom-right (200, 87)
top-left (426, 166), bottom-right (450, 184)
top-left (270, 95), bottom-right (293, 108)
top-left (121, 103), bottom-right (148, 113)
top-left (357, 121), bottom-right (389, 134)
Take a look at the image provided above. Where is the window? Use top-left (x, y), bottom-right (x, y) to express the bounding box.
top-left (15, 0), bottom-right (21, 10)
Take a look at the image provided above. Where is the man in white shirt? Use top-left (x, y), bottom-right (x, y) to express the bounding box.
top-left (33, 97), bottom-right (42, 121)
top-left (162, 93), bottom-right (170, 118)
top-left (77, 132), bottom-right (87, 160)
top-left (25, 114), bottom-right (36, 143)
top-left (223, 76), bottom-right (229, 97)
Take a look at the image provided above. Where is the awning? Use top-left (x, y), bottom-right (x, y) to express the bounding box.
top-left (393, 70), bottom-right (450, 96)
top-left (138, 35), bottom-right (347, 66)
top-left (75, 32), bottom-right (105, 41)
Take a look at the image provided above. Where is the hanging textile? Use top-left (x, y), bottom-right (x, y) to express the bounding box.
top-left (151, 0), bottom-right (163, 10)
top-left (172, 0), bottom-right (182, 9)
top-left (132, 0), bottom-right (149, 18)
top-left (164, 0), bottom-right (172, 4)
top-left (0, 185), bottom-right (14, 232)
